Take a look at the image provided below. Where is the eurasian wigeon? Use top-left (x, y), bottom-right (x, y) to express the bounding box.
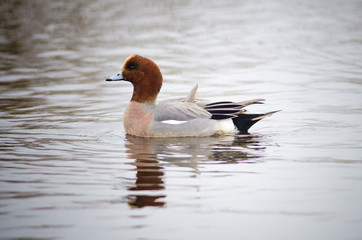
top-left (106, 54), bottom-right (279, 137)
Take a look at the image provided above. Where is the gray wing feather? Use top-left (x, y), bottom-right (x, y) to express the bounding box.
top-left (154, 84), bottom-right (267, 122)
top-left (154, 101), bottom-right (212, 121)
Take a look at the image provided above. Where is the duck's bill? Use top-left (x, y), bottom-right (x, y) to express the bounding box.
top-left (106, 73), bottom-right (124, 81)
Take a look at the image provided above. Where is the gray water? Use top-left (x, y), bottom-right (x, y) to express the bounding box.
top-left (1, 0), bottom-right (362, 239)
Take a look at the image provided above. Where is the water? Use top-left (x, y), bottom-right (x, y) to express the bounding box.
top-left (1, 0), bottom-right (362, 239)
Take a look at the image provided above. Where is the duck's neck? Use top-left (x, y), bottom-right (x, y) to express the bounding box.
top-left (131, 89), bottom-right (158, 103)
top-left (131, 100), bottom-right (156, 113)
top-left (130, 75), bottom-right (162, 103)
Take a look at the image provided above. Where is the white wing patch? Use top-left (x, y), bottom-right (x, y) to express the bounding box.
top-left (161, 120), bottom-right (188, 125)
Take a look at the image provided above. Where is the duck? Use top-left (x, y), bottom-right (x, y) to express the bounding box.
top-left (106, 54), bottom-right (279, 137)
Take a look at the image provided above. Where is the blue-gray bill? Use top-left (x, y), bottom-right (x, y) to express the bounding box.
top-left (106, 73), bottom-right (124, 81)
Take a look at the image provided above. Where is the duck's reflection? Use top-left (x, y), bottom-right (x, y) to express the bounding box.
top-left (124, 134), bottom-right (265, 208)
top-left (125, 136), bottom-right (166, 208)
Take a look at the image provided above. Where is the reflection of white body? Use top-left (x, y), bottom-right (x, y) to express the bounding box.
top-left (107, 54), bottom-right (278, 137)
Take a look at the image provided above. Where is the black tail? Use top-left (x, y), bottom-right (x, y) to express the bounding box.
top-left (232, 111), bottom-right (280, 133)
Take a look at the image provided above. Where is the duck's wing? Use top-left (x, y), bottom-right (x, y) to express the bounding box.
top-left (155, 85), bottom-right (212, 121)
top-left (163, 84), bottom-right (211, 106)
top-left (184, 84), bottom-right (198, 102)
top-left (238, 98), bottom-right (265, 106)
top-left (155, 84), bottom-right (271, 124)
top-left (154, 101), bottom-right (212, 121)
top-left (182, 84), bottom-right (266, 108)
top-left (204, 101), bottom-right (246, 119)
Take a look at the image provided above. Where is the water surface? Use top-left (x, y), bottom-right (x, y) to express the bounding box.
top-left (1, 0), bottom-right (362, 239)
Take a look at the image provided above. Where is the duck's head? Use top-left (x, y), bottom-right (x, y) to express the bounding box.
top-left (106, 54), bottom-right (163, 103)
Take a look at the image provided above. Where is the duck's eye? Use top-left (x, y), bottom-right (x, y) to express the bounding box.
top-left (128, 63), bottom-right (138, 70)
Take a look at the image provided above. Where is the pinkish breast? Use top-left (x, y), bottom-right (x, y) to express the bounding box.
top-left (123, 102), bottom-right (154, 137)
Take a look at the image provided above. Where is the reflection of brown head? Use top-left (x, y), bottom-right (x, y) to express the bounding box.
top-left (125, 135), bottom-right (166, 208)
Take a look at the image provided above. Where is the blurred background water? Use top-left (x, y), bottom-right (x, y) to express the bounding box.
top-left (1, 0), bottom-right (362, 239)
